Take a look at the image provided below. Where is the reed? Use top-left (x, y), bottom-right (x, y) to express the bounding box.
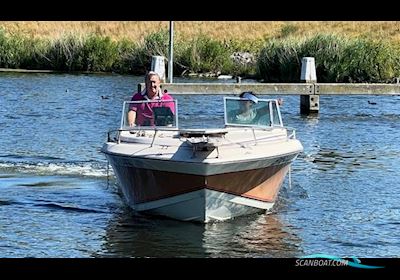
top-left (257, 38), bottom-right (303, 82)
top-left (112, 39), bottom-right (140, 74)
top-left (44, 35), bottom-right (85, 71)
top-left (0, 29), bottom-right (34, 68)
top-left (178, 35), bottom-right (230, 74)
top-left (297, 34), bottom-right (349, 82)
top-left (257, 34), bottom-right (400, 83)
top-left (1, 23), bottom-right (400, 82)
top-left (82, 35), bottom-right (119, 72)
top-left (2, 21), bottom-right (400, 42)
top-left (338, 39), bottom-right (400, 83)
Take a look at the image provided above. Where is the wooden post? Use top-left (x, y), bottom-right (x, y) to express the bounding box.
top-left (300, 94), bottom-right (319, 114)
top-left (168, 21), bottom-right (174, 83)
top-left (300, 57), bottom-right (319, 114)
top-left (151, 56), bottom-right (166, 82)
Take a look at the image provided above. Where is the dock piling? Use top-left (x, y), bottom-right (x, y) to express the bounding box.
top-left (151, 56), bottom-right (166, 83)
top-left (300, 57), bottom-right (319, 114)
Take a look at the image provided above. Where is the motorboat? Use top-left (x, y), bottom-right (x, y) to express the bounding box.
top-left (101, 96), bottom-right (303, 223)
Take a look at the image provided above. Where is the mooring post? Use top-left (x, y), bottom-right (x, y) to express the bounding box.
top-left (300, 57), bottom-right (319, 114)
top-left (168, 21), bottom-right (174, 84)
top-left (151, 55), bottom-right (166, 83)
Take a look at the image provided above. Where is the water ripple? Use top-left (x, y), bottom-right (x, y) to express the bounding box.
top-left (1, 74), bottom-right (400, 257)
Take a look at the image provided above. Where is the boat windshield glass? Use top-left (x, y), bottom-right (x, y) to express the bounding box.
top-left (224, 97), bottom-right (283, 127)
top-left (120, 99), bottom-right (178, 129)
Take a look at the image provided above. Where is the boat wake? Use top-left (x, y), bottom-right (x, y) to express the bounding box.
top-left (0, 154), bottom-right (108, 178)
top-left (0, 198), bottom-right (109, 214)
top-left (33, 202), bottom-right (108, 213)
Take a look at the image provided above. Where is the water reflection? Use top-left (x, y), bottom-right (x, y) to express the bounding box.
top-left (97, 207), bottom-right (302, 258)
top-left (203, 214), bottom-right (302, 257)
top-left (97, 208), bottom-right (208, 258)
top-left (300, 113), bottom-right (320, 123)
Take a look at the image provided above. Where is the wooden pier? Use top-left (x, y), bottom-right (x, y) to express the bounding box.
top-left (159, 82), bottom-right (400, 95)
top-left (144, 57), bottom-right (400, 115)
top-left (137, 81), bottom-right (400, 115)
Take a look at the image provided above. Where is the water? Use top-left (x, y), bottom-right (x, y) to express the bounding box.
top-left (1, 72), bottom-right (399, 257)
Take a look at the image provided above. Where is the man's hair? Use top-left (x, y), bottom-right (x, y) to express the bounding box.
top-left (144, 72), bottom-right (161, 89)
top-left (146, 71), bottom-right (161, 81)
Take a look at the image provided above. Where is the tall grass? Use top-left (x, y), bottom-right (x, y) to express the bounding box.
top-left (0, 29), bottom-right (258, 76)
top-left (0, 29), bottom-right (36, 68)
top-left (45, 35), bottom-right (85, 71)
top-left (136, 30), bottom-right (170, 72)
top-left (179, 35), bottom-right (233, 74)
top-left (2, 21), bottom-right (400, 43)
top-left (1, 26), bottom-right (400, 83)
top-left (297, 34), bottom-right (349, 82)
top-left (338, 39), bottom-right (400, 82)
top-left (257, 34), bottom-right (400, 83)
top-left (258, 38), bottom-right (302, 82)
top-left (112, 39), bottom-right (140, 74)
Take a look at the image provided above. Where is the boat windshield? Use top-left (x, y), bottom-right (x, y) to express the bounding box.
top-left (224, 97), bottom-right (283, 128)
top-left (120, 99), bottom-right (179, 129)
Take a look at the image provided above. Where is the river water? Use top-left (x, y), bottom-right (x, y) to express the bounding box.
top-left (0, 72), bottom-right (399, 258)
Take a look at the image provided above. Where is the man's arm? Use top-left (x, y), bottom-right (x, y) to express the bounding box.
top-left (128, 110), bottom-right (137, 127)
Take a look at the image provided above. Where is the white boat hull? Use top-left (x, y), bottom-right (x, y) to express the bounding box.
top-left (126, 188), bottom-right (275, 223)
top-left (104, 149), bottom-right (295, 223)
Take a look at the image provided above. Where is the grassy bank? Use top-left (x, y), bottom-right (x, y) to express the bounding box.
top-left (258, 34), bottom-right (400, 83)
top-left (2, 21), bottom-right (400, 43)
top-left (1, 21), bottom-right (400, 82)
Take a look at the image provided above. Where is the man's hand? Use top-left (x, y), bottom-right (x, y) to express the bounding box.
top-left (127, 110), bottom-right (137, 127)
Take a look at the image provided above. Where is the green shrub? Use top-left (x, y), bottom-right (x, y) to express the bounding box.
top-left (82, 35), bottom-right (118, 72)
